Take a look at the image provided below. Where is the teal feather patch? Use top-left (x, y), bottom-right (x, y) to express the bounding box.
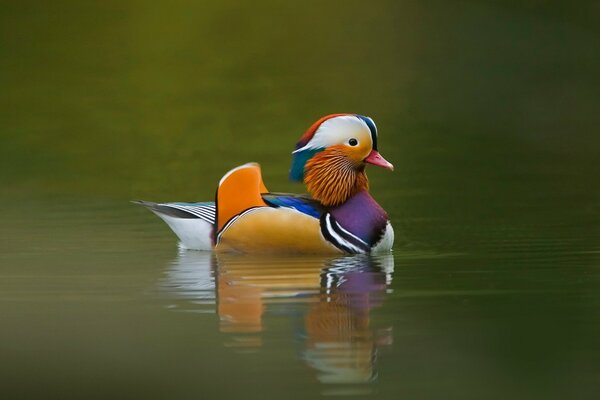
top-left (289, 148), bottom-right (323, 181)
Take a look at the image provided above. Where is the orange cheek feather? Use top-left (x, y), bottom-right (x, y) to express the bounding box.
top-left (332, 143), bottom-right (371, 165)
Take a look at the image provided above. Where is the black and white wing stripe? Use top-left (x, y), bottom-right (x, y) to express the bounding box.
top-left (133, 201), bottom-right (215, 224)
top-left (161, 203), bottom-right (215, 223)
top-left (320, 213), bottom-right (370, 254)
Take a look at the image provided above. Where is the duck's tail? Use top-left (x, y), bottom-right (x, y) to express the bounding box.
top-left (133, 163), bottom-right (270, 251)
top-left (133, 200), bottom-right (215, 251)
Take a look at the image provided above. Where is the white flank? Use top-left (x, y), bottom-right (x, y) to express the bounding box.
top-left (153, 212), bottom-right (213, 251)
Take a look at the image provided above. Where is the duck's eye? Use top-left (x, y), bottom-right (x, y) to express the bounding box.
top-left (348, 138), bottom-right (358, 146)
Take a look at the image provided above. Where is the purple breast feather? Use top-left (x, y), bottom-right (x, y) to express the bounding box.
top-left (330, 191), bottom-right (389, 245)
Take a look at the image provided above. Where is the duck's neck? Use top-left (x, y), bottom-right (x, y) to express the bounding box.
top-left (303, 149), bottom-right (369, 207)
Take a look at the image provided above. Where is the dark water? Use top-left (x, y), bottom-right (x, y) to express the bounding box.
top-left (1, 2), bottom-right (599, 399)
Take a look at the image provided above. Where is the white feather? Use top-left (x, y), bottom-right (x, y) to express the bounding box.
top-left (153, 212), bottom-right (213, 251)
top-left (332, 219), bottom-right (369, 247)
top-left (371, 222), bottom-right (394, 253)
top-left (324, 214), bottom-right (365, 254)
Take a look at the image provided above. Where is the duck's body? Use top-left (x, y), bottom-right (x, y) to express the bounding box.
top-left (136, 114), bottom-right (395, 254)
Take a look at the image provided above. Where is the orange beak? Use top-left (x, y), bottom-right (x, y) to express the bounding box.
top-left (364, 150), bottom-right (394, 171)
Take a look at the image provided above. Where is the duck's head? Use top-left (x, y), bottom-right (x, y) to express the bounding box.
top-left (289, 114), bottom-right (393, 206)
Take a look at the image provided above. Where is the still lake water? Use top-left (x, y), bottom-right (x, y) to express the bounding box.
top-left (1, 2), bottom-right (599, 399)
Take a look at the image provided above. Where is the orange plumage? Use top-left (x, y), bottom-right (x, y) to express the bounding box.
top-left (304, 146), bottom-right (369, 207)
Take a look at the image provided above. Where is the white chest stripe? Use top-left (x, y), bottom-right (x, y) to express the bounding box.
top-left (323, 214), bottom-right (367, 254)
top-left (332, 218), bottom-right (369, 247)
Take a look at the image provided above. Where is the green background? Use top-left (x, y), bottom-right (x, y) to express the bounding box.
top-left (1, 1), bottom-right (599, 399)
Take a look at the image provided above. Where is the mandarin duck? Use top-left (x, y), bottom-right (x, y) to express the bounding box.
top-left (135, 114), bottom-right (394, 254)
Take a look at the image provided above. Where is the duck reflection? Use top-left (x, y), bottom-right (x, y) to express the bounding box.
top-left (162, 250), bottom-right (394, 385)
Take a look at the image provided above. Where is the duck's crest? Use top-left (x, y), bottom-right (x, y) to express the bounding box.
top-left (294, 113), bottom-right (350, 150)
top-left (216, 163), bottom-right (268, 234)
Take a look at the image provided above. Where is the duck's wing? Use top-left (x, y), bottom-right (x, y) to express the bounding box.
top-left (261, 193), bottom-right (325, 219)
